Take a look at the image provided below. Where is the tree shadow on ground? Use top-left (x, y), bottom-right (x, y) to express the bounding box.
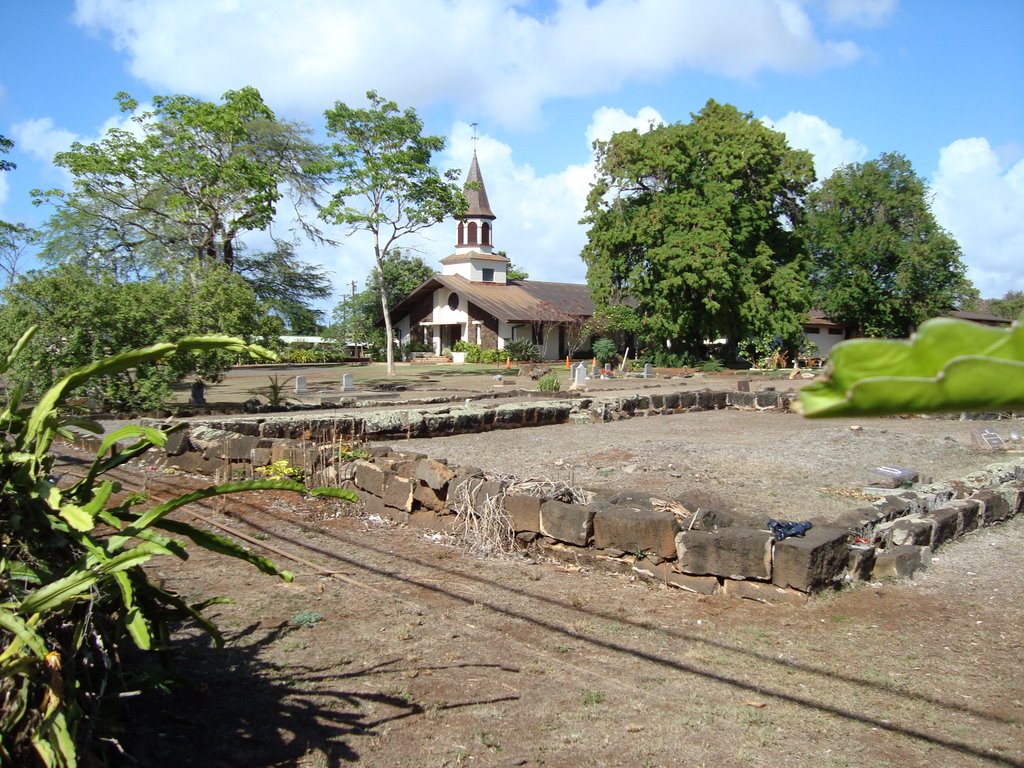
top-left (116, 621), bottom-right (518, 767)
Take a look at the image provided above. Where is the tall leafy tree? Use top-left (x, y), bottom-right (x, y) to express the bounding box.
top-left (0, 263), bottom-right (277, 410)
top-left (802, 152), bottom-right (976, 338)
top-left (35, 87), bottom-right (325, 276)
top-left (320, 90), bottom-right (465, 374)
top-left (581, 99), bottom-right (815, 359)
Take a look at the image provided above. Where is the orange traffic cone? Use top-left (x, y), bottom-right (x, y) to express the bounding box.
top-left (565, 355), bottom-right (571, 369)
top-left (506, 356), bottom-right (512, 369)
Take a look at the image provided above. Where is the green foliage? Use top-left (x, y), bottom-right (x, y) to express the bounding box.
top-left (0, 263), bottom-right (274, 411)
top-left (536, 373), bottom-right (561, 392)
top-left (697, 358), bottom-right (725, 372)
top-left (591, 338), bottom-right (617, 366)
top-left (503, 337), bottom-right (540, 363)
top-left (741, 331), bottom-right (789, 370)
top-left (980, 291), bottom-right (1024, 321)
top-left (254, 459), bottom-right (305, 482)
top-left (36, 87), bottom-right (324, 276)
top-left (452, 341), bottom-right (504, 364)
top-left (801, 152), bottom-right (976, 338)
top-left (320, 91), bottom-right (465, 374)
top-left (582, 99), bottom-right (815, 358)
top-left (290, 610), bottom-right (324, 628)
top-left (0, 330), bottom-right (358, 767)
top-left (799, 318), bottom-right (1024, 417)
top-left (584, 304), bottom-right (640, 338)
top-left (648, 350), bottom-right (696, 369)
top-left (248, 375), bottom-right (295, 407)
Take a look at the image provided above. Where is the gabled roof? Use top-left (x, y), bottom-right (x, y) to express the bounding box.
top-left (464, 153), bottom-right (496, 220)
top-left (390, 273), bottom-right (593, 324)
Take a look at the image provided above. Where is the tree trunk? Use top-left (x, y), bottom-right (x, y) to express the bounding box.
top-left (375, 246), bottom-right (396, 375)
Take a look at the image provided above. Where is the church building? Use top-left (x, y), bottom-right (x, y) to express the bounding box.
top-left (388, 153), bottom-right (594, 360)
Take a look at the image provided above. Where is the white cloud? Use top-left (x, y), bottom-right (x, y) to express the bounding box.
top-left (761, 111), bottom-right (867, 179)
top-left (931, 137), bottom-right (1024, 298)
top-left (72, 0), bottom-right (866, 129)
top-left (823, 0), bottom-right (897, 28)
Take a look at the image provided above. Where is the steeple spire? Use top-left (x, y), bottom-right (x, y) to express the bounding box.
top-left (463, 152), bottom-right (496, 220)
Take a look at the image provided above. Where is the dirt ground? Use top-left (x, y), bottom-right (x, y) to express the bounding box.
top-left (85, 368), bottom-right (1024, 768)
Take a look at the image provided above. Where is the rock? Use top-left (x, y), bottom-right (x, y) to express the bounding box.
top-left (846, 545), bottom-right (876, 581)
top-left (676, 528), bottom-right (773, 580)
top-left (383, 475), bottom-right (414, 513)
top-left (503, 494), bottom-right (543, 532)
top-left (415, 458), bottom-right (455, 490)
top-left (871, 545), bottom-right (930, 580)
top-left (592, 503), bottom-right (680, 559)
top-left (354, 460), bottom-right (387, 497)
top-left (722, 579), bottom-right (808, 605)
top-left (772, 526), bottom-right (850, 592)
top-left (632, 561), bottom-right (720, 594)
top-left (540, 499), bottom-right (595, 547)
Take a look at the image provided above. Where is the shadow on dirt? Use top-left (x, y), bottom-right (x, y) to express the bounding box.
top-left (118, 622), bottom-right (518, 767)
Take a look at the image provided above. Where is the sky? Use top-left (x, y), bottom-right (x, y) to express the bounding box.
top-left (1, 0), bottom-right (1022, 316)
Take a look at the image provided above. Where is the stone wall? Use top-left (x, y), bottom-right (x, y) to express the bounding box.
top-left (137, 391), bottom-right (1024, 603)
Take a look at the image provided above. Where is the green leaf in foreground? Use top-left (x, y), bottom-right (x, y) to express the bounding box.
top-left (798, 318), bottom-right (1024, 417)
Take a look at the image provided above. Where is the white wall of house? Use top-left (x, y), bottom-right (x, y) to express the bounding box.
top-left (803, 326), bottom-right (846, 357)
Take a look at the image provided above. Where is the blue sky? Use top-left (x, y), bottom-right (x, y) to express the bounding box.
top-left (1, 0), bottom-right (1022, 311)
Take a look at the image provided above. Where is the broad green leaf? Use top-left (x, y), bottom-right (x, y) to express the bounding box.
top-left (800, 319), bottom-right (1024, 417)
top-left (19, 549), bottom-right (155, 615)
top-left (155, 518), bottom-right (294, 580)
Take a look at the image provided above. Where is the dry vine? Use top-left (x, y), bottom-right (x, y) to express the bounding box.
top-left (448, 472), bottom-right (588, 557)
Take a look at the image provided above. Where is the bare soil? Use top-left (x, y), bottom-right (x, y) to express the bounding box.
top-left (76, 373), bottom-right (1024, 768)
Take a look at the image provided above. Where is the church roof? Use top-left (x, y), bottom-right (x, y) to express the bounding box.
top-left (389, 274), bottom-right (593, 325)
top-left (463, 153), bottom-right (496, 220)
top-left (439, 250), bottom-right (509, 265)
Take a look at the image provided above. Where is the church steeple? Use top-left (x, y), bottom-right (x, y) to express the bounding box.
top-left (455, 151), bottom-right (497, 255)
top-left (442, 151), bottom-right (509, 283)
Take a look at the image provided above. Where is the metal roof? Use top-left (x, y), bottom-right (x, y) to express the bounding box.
top-left (389, 274), bottom-right (594, 324)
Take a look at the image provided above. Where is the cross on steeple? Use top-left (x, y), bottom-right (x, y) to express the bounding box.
top-left (470, 122), bottom-right (479, 151)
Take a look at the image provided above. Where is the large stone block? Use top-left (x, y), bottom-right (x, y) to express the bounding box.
top-left (592, 503), bottom-right (680, 559)
top-left (973, 489), bottom-right (1011, 524)
top-left (676, 528), bottom-right (773, 581)
top-left (846, 545), bottom-right (876, 581)
top-left (889, 518), bottom-right (934, 547)
top-left (921, 507), bottom-right (960, 549)
top-left (951, 498), bottom-right (981, 533)
top-left (871, 545), bottom-right (930, 580)
top-left (412, 481), bottom-right (447, 512)
top-left (354, 460), bottom-right (387, 497)
top-left (163, 429), bottom-right (192, 457)
top-left (503, 493), bottom-right (542, 532)
top-left (540, 499), bottom-right (595, 546)
top-left (772, 526), bottom-right (850, 593)
top-left (415, 459), bottom-right (455, 490)
top-left (383, 475), bottom-right (414, 513)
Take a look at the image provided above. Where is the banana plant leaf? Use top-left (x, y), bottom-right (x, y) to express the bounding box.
top-left (799, 318), bottom-right (1024, 417)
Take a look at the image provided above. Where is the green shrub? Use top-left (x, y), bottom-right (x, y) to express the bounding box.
top-left (591, 337), bottom-right (617, 366)
top-left (502, 337), bottom-right (541, 362)
top-left (651, 350), bottom-right (696, 368)
top-left (697, 358), bottom-right (725, 372)
top-left (536, 373), bottom-right (561, 392)
top-left (0, 329), bottom-right (357, 767)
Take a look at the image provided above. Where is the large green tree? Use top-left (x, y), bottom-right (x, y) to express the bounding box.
top-left (235, 242), bottom-right (332, 333)
top-left (801, 152), bottom-right (975, 338)
top-left (35, 87), bottom-right (325, 279)
top-left (0, 263), bottom-right (277, 410)
top-left (581, 99), bottom-right (816, 360)
top-left (320, 90), bottom-right (465, 374)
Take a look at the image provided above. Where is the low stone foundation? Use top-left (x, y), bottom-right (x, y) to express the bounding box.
top-left (121, 390), bottom-right (1024, 603)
